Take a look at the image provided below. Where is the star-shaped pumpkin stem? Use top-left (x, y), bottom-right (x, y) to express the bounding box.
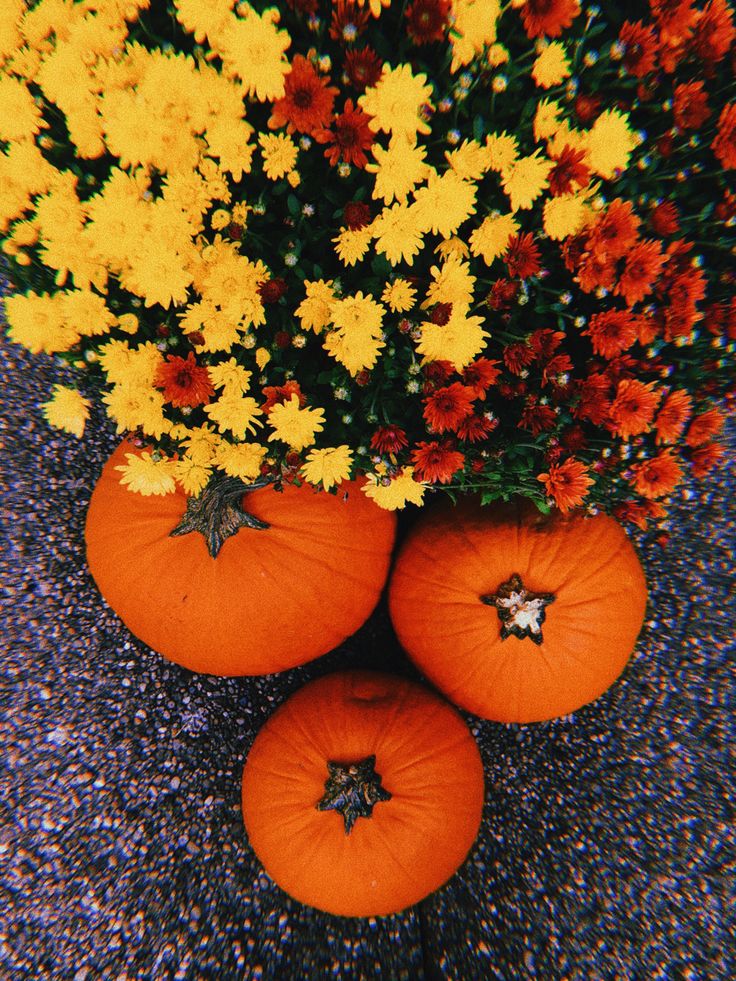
top-left (316, 754), bottom-right (392, 834)
top-left (169, 473), bottom-right (271, 558)
top-left (480, 573), bottom-right (556, 646)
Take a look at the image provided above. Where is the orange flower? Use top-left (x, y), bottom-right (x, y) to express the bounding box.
top-left (154, 353), bottom-right (214, 408)
top-left (315, 99), bottom-right (375, 168)
top-left (712, 102), bottom-right (736, 169)
top-left (411, 440), bottom-right (465, 483)
top-left (537, 458), bottom-right (594, 513)
top-left (691, 0), bottom-right (736, 65)
top-left (615, 239), bottom-right (667, 306)
top-left (689, 442), bottom-right (727, 477)
top-left (613, 499), bottom-right (667, 531)
top-left (629, 449), bottom-right (684, 499)
top-left (587, 199), bottom-right (641, 261)
top-left (269, 55), bottom-right (339, 136)
top-left (520, 0), bottom-right (581, 38)
top-left (423, 383), bottom-right (476, 434)
top-left (685, 407), bottom-right (726, 446)
top-left (654, 389), bottom-right (693, 444)
top-left (584, 310), bottom-right (638, 359)
top-left (609, 379), bottom-right (662, 439)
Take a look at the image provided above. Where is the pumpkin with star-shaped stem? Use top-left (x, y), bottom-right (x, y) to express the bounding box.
top-left (388, 497), bottom-right (648, 723)
top-left (241, 669), bottom-right (485, 916)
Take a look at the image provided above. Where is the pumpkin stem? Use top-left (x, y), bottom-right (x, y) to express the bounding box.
top-left (316, 754), bottom-right (392, 834)
top-left (480, 573), bottom-right (556, 646)
top-left (169, 473), bottom-right (272, 558)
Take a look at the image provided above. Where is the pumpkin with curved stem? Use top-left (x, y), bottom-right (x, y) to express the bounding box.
top-left (388, 498), bottom-right (648, 723)
top-left (240, 669), bottom-right (485, 917)
top-left (84, 440), bottom-right (397, 676)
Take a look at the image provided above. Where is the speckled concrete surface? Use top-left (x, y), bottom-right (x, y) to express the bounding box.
top-left (2, 289), bottom-right (734, 980)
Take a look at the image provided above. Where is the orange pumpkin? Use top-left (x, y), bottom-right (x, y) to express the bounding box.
top-left (84, 441), bottom-right (396, 675)
top-left (388, 498), bottom-right (648, 723)
top-left (241, 669), bottom-right (485, 917)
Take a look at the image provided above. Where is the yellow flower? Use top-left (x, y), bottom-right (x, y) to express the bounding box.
top-left (211, 208), bottom-right (231, 230)
top-left (435, 237), bottom-right (470, 261)
top-left (532, 42), bottom-right (571, 89)
top-left (178, 423), bottom-right (222, 466)
top-left (0, 76), bottom-right (47, 142)
top-left (267, 394), bottom-right (325, 451)
top-left (301, 446), bottom-right (354, 490)
top-left (287, 169), bottom-right (301, 188)
top-left (371, 201), bottom-right (424, 266)
top-left (449, 0), bottom-right (501, 73)
top-left (469, 212), bottom-right (520, 265)
top-left (484, 132), bottom-right (519, 172)
top-left (207, 357), bottom-right (253, 393)
top-left (116, 313), bottom-right (139, 335)
top-left (358, 63), bottom-right (433, 139)
top-left (203, 391), bottom-right (264, 437)
top-left (212, 5), bottom-right (290, 101)
top-left (486, 43), bottom-right (509, 68)
top-left (416, 308), bottom-right (489, 370)
top-left (501, 151), bottom-right (554, 211)
top-left (423, 254), bottom-right (477, 313)
top-left (445, 139), bottom-right (492, 181)
top-left (413, 170), bottom-right (477, 238)
top-left (295, 279), bottom-right (336, 333)
top-left (324, 291), bottom-right (386, 375)
top-left (534, 99), bottom-right (563, 142)
top-left (103, 384), bottom-right (171, 440)
top-left (255, 347), bottom-right (271, 370)
top-left (382, 278), bottom-right (416, 312)
top-left (543, 193), bottom-right (590, 240)
top-left (365, 136), bottom-right (430, 206)
top-left (585, 109), bottom-right (637, 179)
top-left (0, 0), bottom-right (25, 66)
top-left (212, 440), bottom-right (268, 480)
top-left (174, 0), bottom-right (236, 45)
top-left (115, 451), bottom-right (178, 497)
top-left (3, 291), bottom-right (78, 354)
top-left (0, 141), bottom-right (56, 234)
top-left (333, 226), bottom-right (373, 266)
top-left (362, 467), bottom-right (427, 510)
top-left (62, 289), bottom-right (117, 338)
top-left (173, 457), bottom-right (213, 497)
top-left (41, 385), bottom-right (91, 438)
top-left (258, 131), bottom-right (298, 180)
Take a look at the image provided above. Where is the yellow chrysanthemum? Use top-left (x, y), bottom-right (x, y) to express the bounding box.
top-left (0, 0), bottom-right (25, 67)
top-left (534, 99), bottom-right (563, 142)
top-left (532, 42), bottom-right (572, 89)
top-left (295, 280), bottom-right (336, 333)
top-left (501, 151), bottom-right (554, 211)
top-left (365, 136), bottom-right (430, 206)
top-left (212, 5), bottom-right (290, 101)
top-left (371, 201), bottom-right (424, 266)
top-left (435, 237), bottom-right (470, 261)
top-left (585, 109), bottom-right (637, 179)
top-left (423, 255), bottom-right (477, 313)
top-left (382, 279), bottom-right (416, 312)
top-left (62, 289), bottom-right (117, 339)
top-left (212, 440), bottom-right (268, 480)
top-left (449, 0), bottom-right (501, 73)
top-left (174, 0), bottom-right (236, 45)
top-left (543, 192), bottom-right (591, 240)
top-left (178, 423), bottom-right (222, 466)
top-left (301, 446), bottom-right (354, 490)
top-left (333, 226), bottom-right (373, 266)
top-left (255, 347), bottom-right (271, 370)
top-left (445, 139), bottom-right (492, 181)
top-left (484, 132), bottom-right (519, 172)
top-left (258, 131), bottom-right (298, 180)
top-left (103, 385), bottom-right (171, 440)
top-left (267, 394), bottom-right (325, 451)
top-left (0, 141), bottom-right (56, 234)
top-left (358, 63), bottom-right (433, 139)
top-left (41, 385), bottom-right (91, 439)
top-left (3, 291), bottom-right (78, 354)
top-left (362, 467), bottom-right (427, 510)
top-left (324, 292), bottom-right (386, 375)
top-left (203, 391), bottom-right (264, 437)
top-left (115, 451), bottom-right (177, 497)
top-left (0, 76), bottom-right (47, 142)
top-left (208, 358), bottom-right (253, 393)
top-left (413, 170), bottom-right (477, 238)
top-left (173, 457), bottom-right (213, 496)
top-left (469, 212), bottom-right (520, 265)
top-left (416, 309), bottom-right (490, 370)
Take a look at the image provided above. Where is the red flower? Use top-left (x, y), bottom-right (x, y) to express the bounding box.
top-left (529, 328), bottom-right (564, 360)
top-left (520, 399), bottom-right (557, 435)
top-left (503, 342), bottom-right (535, 375)
top-left (461, 358), bottom-right (502, 397)
top-left (616, 239), bottom-right (668, 306)
top-left (486, 278), bottom-right (519, 310)
top-left (629, 449), bottom-right (684, 499)
top-left (456, 413), bottom-right (498, 442)
top-left (574, 373), bottom-right (612, 426)
top-left (559, 425), bottom-right (588, 453)
top-left (422, 360), bottom-right (455, 390)
top-left (262, 380), bottom-right (306, 413)
top-left (520, 0), bottom-right (581, 38)
top-left (689, 442), bottom-right (727, 476)
top-left (542, 353), bottom-right (574, 387)
top-left (329, 0), bottom-right (370, 42)
top-left (344, 47), bottom-right (383, 91)
top-left (430, 302), bottom-right (453, 325)
top-left (258, 277), bottom-right (288, 303)
top-left (587, 199), bottom-right (641, 260)
top-left (685, 407), bottom-right (726, 446)
top-left (691, 0), bottom-right (736, 65)
top-left (503, 233), bottom-right (541, 279)
top-left (712, 102), bottom-right (736, 169)
top-left (423, 382), bottom-right (476, 433)
top-left (608, 379), bottom-right (663, 440)
top-left (548, 145), bottom-right (590, 196)
top-left (370, 425), bottom-right (408, 454)
top-left (575, 250), bottom-right (617, 294)
top-left (269, 55), bottom-right (338, 136)
top-left (154, 353), bottom-right (214, 408)
top-left (613, 500), bottom-right (668, 531)
top-left (619, 21), bottom-right (659, 77)
top-left (654, 389), bottom-right (693, 444)
top-left (582, 310), bottom-right (636, 358)
top-left (315, 99), bottom-right (375, 168)
top-left (343, 201), bottom-right (372, 229)
top-left (673, 81), bottom-right (711, 130)
top-left (405, 0), bottom-right (452, 44)
top-left (649, 201), bottom-right (680, 236)
top-left (537, 458), bottom-right (594, 513)
top-left (574, 94), bottom-right (602, 125)
top-left (411, 440), bottom-right (465, 483)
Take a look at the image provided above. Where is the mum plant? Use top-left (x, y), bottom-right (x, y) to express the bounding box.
top-left (2, 0), bottom-right (735, 530)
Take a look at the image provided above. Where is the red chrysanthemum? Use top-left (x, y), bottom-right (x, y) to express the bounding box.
top-left (486, 278), bottom-right (519, 310)
top-left (344, 46), bottom-right (383, 91)
top-left (455, 413), bottom-right (498, 443)
top-left (154, 353), bottom-right (214, 408)
top-left (461, 358), bottom-right (502, 397)
top-left (629, 448), bottom-right (684, 499)
top-left (315, 99), bottom-right (375, 168)
top-left (616, 239), bottom-right (668, 306)
top-left (613, 499), bottom-right (668, 531)
top-left (343, 200), bottom-right (372, 229)
top-left (269, 55), bottom-right (338, 136)
top-left (654, 389), bottom-right (693, 444)
top-left (529, 328), bottom-right (564, 360)
top-left (573, 373), bottom-right (612, 426)
top-left (559, 424), bottom-right (588, 453)
top-left (520, 399), bottom-right (557, 435)
top-left (618, 20), bottom-right (659, 77)
top-left (430, 302), bottom-right (453, 325)
top-left (262, 380), bottom-right (306, 413)
top-left (405, 0), bottom-right (452, 44)
top-left (608, 378), bottom-right (663, 440)
top-left (548, 145), bottom-right (591, 196)
top-left (583, 311), bottom-right (639, 359)
top-left (370, 425), bottom-right (409, 454)
top-left (541, 353), bottom-right (574, 387)
top-left (258, 277), bottom-right (288, 303)
top-left (689, 442), bottom-right (727, 477)
top-left (685, 407), bottom-right (726, 446)
top-left (574, 94), bottom-right (602, 125)
top-left (503, 342), bottom-right (536, 375)
top-left (329, 0), bottom-right (370, 43)
top-left (712, 102), bottom-right (736, 169)
top-left (503, 233), bottom-right (541, 279)
top-left (575, 250), bottom-right (617, 294)
top-left (649, 201), bottom-right (681, 236)
top-left (661, 264), bottom-right (708, 341)
top-left (520, 0), bottom-right (581, 38)
top-left (691, 0), bottom-right (736, 65)
top-left (423, 382), bottom-right (476, 433)
top-left (537, 458), bottom-right (594, 513)
top-left (422, 360), bottom-right (455, 391)
top-left (673, 80), bottom-right (712, 130)
top-left (411, 440), bottom-right (465, 484)
top-left (587, 199), bottom-right (641, 261)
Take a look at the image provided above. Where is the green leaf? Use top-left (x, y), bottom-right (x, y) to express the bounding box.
top-left (287, 194), bottom-right (300, 217)
top-left (472, 115), bottom-right (486, 142)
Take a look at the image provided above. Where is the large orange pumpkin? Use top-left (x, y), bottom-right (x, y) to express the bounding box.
top-left (84, 440), bottom-right (396, 675)
top-left (241, 669), bottom-right (485, 917)
top-left (388, 498), bottom-right (648, 723)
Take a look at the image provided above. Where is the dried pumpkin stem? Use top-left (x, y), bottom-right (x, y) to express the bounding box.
top-left (170, 473), bottom-right (272, 558)
top-left (480, 573), bottom-right (556, 646)
top-left (316, 754), bottom-right (392, 835)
